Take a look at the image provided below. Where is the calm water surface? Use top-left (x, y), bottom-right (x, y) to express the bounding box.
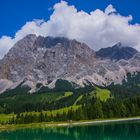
top-left (0, 120), bottom-right (140, 140)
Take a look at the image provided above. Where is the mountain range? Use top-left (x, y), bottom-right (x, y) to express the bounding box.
top-left (0, 34), bottom-right (140, 94)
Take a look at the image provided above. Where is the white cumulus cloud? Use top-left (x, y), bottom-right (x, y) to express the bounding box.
top-left (0, 1), bottom-right (140, 59)
top-left (105, 4), bottom-right (116, 15)
top-left (0, 36), bottom-right (15, 58)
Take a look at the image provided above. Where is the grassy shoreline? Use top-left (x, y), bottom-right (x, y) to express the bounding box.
top-left (0, 117), bottom-right (140, 132)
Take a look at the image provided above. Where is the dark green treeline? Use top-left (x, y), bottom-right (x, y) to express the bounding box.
top-left (8, 96), bottom-right (140, 124)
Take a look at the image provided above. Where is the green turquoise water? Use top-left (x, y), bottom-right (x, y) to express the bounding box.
top-left (0, 120), bottom-right (140, 140)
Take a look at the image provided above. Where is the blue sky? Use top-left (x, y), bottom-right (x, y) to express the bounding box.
top-left (0, 0), bottom-right (140, 37)
top-left (0, 0), bottom-right (140, 59)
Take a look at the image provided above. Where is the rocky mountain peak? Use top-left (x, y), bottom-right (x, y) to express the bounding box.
top-left (0, 34), bottom-right (96, 85)
top-left (34, 36), bottom-right (72, 48)
top-left (0, 35), bottom-right (140, 94)
top-left (112, 42), bottom-right (122, 48)
top-left (96, 43), bottom-right (138, 60)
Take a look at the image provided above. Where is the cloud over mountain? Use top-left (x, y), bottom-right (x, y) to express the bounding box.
top-left (0, 1), bottom-right (140, 59)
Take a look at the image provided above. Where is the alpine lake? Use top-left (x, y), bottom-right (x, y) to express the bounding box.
top-left (0, 119), bottom-right (140, 140)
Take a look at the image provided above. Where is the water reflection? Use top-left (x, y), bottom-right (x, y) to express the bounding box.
top-left (0, 120), bottom-right (140, 140)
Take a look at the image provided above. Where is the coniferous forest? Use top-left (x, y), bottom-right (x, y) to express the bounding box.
top-left (1, 73), bottom-right (140, 125)
top-left (8, 96), bottom-right (140, 124)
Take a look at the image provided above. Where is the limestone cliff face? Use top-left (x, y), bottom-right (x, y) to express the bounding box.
top-left (0, 34), bottom-right (140, 93)
top-left (0, 34), bottom-right (96, 87)
top-left (0, 34), bottom-right (37, 81)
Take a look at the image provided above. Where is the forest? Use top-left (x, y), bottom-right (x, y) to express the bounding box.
top-left (8, 96), bottom-right (140, 124)
top-left (1, 72), bottom-right (140, 124)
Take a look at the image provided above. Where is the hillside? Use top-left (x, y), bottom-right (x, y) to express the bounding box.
top-left (0, 35), bottom-right (140, 124)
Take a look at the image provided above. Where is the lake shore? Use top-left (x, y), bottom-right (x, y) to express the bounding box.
top-left (0, 117), bottom-right (140, 131)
